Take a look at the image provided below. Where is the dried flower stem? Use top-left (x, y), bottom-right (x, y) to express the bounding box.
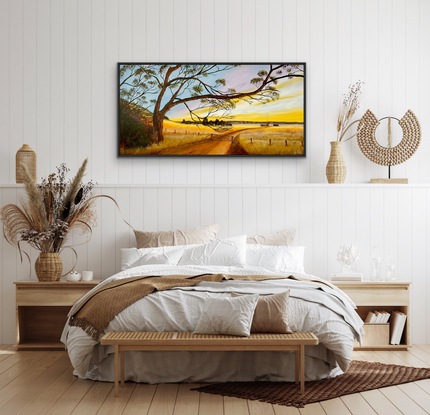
top-left (338, 119), bottom-right (363, 142)
top-left (337, 80), bottom-right (364, 142)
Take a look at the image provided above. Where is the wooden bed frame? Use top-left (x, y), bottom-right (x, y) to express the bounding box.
top-left (100, 331), bottom-right (319, 396)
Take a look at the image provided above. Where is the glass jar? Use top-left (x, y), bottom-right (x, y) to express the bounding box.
top-left (370, 246), bottom-right (383, 281)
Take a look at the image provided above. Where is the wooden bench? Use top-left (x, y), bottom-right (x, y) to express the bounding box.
top-left (100, 331), bottom-right (319, 396)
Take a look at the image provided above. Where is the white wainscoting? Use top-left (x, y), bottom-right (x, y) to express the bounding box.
top-left (1, 0), bottom-right (430, 185)
top-left (0, 184), bottom-right (429, 345)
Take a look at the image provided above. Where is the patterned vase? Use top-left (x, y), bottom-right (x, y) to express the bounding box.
top-left (326, 141), bottom-right (346, 183)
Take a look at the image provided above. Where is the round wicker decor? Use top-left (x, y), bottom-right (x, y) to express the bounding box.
top-left (356, 109), bottom-right (421, 166)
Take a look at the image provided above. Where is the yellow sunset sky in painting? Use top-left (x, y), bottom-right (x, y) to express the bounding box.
top-left (169, 76), bottom-right (304, 124)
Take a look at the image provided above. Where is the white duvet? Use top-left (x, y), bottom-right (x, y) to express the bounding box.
top-left (61, 265), bottom-right (364, 383)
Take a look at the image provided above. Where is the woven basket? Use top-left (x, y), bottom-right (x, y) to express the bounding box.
top-left (326, 141), bottom-right (346, 183)
top-left (35, 253), bottom-right (63, 281)
top-left (16, 144), bottom-right (36, 183)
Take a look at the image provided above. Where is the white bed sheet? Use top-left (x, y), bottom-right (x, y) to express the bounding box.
top-left (62, 265), bottom-right (363, 383)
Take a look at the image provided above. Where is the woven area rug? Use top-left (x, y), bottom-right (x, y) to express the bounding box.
top-left (194, 360), bottom-right (430, 408)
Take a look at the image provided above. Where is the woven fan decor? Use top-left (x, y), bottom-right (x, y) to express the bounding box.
top-left (356, 109), bottom-right (421, 166)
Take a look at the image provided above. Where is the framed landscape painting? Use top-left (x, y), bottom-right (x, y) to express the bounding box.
top-left (118, 63), bottom-right (306, 157)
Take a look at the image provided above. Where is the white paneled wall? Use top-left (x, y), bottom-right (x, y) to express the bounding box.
top-left (1, 0), bottom-right (430, 344)
top-left (0, 0), bottom-right (429, 184)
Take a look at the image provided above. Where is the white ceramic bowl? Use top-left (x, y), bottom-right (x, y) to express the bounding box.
top-left (67, 271), bottom-right (81, 281)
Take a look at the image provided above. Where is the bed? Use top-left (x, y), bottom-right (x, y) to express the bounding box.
top-left (61, 232), bottom-right (364, 384)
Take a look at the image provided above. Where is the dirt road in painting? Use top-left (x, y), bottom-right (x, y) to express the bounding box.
top-left (159, 138), bottom-right (232, 155)
top-left (159, 128), bottom-right (254, 155)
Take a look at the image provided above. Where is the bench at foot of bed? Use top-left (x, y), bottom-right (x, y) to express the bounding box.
top-left (100, 331), bottom-right (319, 396)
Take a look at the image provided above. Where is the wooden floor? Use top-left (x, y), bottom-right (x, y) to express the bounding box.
top-left (1, 346), bottom-right (430, 415)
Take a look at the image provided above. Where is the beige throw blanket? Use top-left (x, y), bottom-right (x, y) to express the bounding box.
top-left (69, 273), bottom-right (295, 341)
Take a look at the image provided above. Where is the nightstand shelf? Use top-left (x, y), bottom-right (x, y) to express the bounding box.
top-left (333, 281), bottom-right (411, 350)
top-left (14, 280), bottom-right (99, 350)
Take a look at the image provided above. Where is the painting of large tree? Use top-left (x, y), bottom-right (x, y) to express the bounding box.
top-left (118, 63), bottom-right (305, 156)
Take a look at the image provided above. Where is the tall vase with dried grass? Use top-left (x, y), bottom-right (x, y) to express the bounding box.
top-left (0, 159), bottom-right (98, 281)
top-left (326, 81), bottom-right (364, 183)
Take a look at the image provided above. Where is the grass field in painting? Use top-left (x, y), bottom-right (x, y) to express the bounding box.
top-left (232, 126), bottom-right (304, 155)
top-left (120, 120), bottom-right (304, 156)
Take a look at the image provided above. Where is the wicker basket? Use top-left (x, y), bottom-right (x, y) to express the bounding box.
top-left (16, 144), bottom-right (36, 183)
top-left (326, 141), bottom-right (346, 183)
top-left (35, 253), bottom-right (63, 281)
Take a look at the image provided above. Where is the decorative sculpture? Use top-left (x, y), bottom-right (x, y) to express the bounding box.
top-left (356, 109), bottom-right (421, 182)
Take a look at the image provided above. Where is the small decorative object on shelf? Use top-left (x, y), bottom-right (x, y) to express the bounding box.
top-left (16, 144), bottom-right (36, 184)
top-left (332, 243), bottom-right (362, 281)
top-left (336, 242), bottom-right (360, 272)
top-left (0, 159), bottom-right (114, 281)
top-left (82, 270), bottom-right (94, 281)
top-left (66, 271), bottom-right (82, 281)
top-left (386, 255), bottom-right (396, 281)
top-left (370, 246), bottom-right (383, 281)
top-left (357, 109), bottom-right (421, 183)
top-left (326, 80), bottom-right (364, 183)
top-left (326, 141), bottom-right (346, 183)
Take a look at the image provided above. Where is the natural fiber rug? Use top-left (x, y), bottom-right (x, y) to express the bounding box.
top-left (194, 360), bottom-right (430, 408)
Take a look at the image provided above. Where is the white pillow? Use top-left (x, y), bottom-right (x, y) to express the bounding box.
top-left (179, 235), bottom-right (247, 266)
top-left (194, 294), bottom-right (259, 336)
top-left (120, 246), bottom-right (185, 270)
top-left (246, 245), bottom-right (305, 273)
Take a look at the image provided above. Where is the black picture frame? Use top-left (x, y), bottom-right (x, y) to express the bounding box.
top-left (118, 63), bottom-right (306, 157)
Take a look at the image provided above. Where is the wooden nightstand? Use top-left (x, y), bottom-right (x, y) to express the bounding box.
top-left (333, 281), bottom-right (411, 350)
top-left (14, 280), bottom-right (100, 350)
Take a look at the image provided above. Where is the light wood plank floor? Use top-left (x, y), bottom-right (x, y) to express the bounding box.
top-left (0, 345), bottom-right (430, 414)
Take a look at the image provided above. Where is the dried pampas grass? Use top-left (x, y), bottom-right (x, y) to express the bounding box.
top-left (0, 159), bottom-right (98, 254)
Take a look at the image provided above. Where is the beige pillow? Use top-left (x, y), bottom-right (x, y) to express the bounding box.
top-left (246, 229), bottom-right (296, 246)
top-left (250, 291), bottom-right (292, 333)
top-left (134, 224), bottom-right (219, 248)
top-left (194, 294), bottom-right (259, 337)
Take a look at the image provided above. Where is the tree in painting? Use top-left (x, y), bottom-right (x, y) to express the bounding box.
top-left (119, 64), bottom-right (305, 156)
